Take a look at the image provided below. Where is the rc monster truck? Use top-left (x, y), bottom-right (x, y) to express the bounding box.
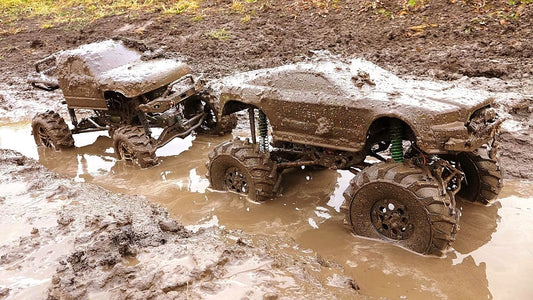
top-left (28, 39), bottom-right (235, 167)
top-left (205, 59), bottom-right (503, 256)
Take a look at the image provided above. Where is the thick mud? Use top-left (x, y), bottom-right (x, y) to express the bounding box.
top-left (1, 117), bottom-right (533, 299)
top-left (1, 1), bottom-right (532, 298)
top-left (0, 149), bottom-right (358, 299)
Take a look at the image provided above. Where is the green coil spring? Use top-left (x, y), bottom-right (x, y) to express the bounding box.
top-left (390, 119), bottom-right (404, 163)
top-left (258, 109), bottom-right (268, 152)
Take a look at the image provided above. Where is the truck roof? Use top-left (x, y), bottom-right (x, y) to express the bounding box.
top-left (58, 40), bottom-right (142, 75)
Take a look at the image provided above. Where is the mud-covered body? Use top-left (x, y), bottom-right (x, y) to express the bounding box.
top-left (212, 59), bottom-right (501, 156)
top-left (29, 40), bottom-right (235, 167)
top-left (206, 58), bottom-right (503, 256)
top-left (55, 40), bottom-right (193, 110)
top-left (28, 40), bottom-right (194, 109)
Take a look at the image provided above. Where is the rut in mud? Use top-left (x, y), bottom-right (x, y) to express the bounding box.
top-left (1, 0), bottom-right (532, 298)
top-left (0, 149), bottom-right (358, 299)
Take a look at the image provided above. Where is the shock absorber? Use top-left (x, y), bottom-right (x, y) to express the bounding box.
top-left (390, 119), bottom-right (404, 163)
top-left (258, 109), bottom-right (269, 152)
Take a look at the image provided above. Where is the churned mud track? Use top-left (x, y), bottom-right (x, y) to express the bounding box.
top-left (1, 1), bottom-right (532, 80)
top-left (0, 1), bottom-right (532, 298)
top-left (0, 149), bottom-right (358, 298)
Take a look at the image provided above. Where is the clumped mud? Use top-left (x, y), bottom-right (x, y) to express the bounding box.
top-left (497, 97), bottom-right (533, 179)
top-left (0, 149), bottom-right (356, 299)
top-left (0, 1), bottom-right (532, 298)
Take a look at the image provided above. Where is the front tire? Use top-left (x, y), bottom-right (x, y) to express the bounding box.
top-left (206, 139), bottom-right (278, 202)
top-left (113, 126), bottom-right (157, 168)
top-left (196, 94), bottom-right (237, 135)
top-left (343, 161), bottom-right (459, 256)
top-left (32, 111), bottom-right (74, 150)
top-left (450, 150), bottom-right (502, 205)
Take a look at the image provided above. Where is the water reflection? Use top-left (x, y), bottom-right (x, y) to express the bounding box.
top-left (453, 200), bottom-right (501, 254)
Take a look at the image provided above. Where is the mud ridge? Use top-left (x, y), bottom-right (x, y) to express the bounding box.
top-left (0, 149), bottom-right (356, 299)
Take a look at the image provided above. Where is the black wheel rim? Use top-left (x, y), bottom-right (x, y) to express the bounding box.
top-left (224, 167), bottom-right (249, 194)
top-left (37, 126), bottom-right (53, 148)
top-left (371, 198), bottom-right (414, 240)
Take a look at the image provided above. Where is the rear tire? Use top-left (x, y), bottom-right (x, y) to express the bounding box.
top-left (206, 139), bottom-right (278, 201)
top-left (113, 126), bottom-right (157, 168)
top-left (342, 161), bottom-right (459, 256)
top-left (32, 111), bottom-right (74, 150)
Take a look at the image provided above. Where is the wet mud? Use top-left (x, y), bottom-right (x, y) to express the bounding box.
top-left (1, 1), bottom-right (532, 298)
top-left (0, 149), bottom-right (357, 299)
top-left (1, 117), bottom-right (533, 298)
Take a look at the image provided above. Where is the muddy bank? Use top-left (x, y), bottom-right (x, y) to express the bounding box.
top-left (1, 1), bottom-right (532, 82)
top-left (0, 149), bottom-right (357, 299)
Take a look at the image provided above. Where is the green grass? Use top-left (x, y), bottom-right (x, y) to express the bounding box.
top-left (0, 1), bottom-right (201, 25)
top-left (0, 0), bottom-right (209, 34)
top-left (207, 28), bottom-right (230, 40)
top-left (163, 0), bottom-right (200, 14)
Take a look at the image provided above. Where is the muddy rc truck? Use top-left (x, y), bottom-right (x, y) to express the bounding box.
top-left (29, 39), bottom-right (235, 167)
top-left (205, 59), bottom-right (503, 256)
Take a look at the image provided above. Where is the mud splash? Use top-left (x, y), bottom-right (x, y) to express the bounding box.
top-left (1, 120), bottom-right (532, 298)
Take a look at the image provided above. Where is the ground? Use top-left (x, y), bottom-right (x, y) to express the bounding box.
top-left (0, 149), bottom-right (357, 298)
top-left (0, 0), bottom-right (532, 299)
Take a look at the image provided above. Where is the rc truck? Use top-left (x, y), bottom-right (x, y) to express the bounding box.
top-left (205, 59), bottom-right (503, 256)
top-left (29, 39), bottom-right (235, 167)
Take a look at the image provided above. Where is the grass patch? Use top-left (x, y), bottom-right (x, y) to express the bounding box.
top-left (0, 0), bottom-right (203, 31)
top-left (207, 28), bottom-right (230, 40)
top-left (163, 0), bottom-right (200, 14)
top-left (241, 14), bottom-right (251, 22)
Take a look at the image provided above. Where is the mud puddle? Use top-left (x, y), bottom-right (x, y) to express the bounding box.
top-left (1, 121), bottom-right (532, 299)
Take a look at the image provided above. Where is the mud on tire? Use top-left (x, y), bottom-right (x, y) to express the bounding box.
top-left (448, 149), bottom-right (502, 205)
top-left (204, 114), bottom-right (238, 135)
top-left (32, 110), bottom-right (74, 150)
top-left (113, 126), bottom-right (157, 168)
top-left (342, 161), bottom-right (459, 256)
top-left (196, 93), bottom-right (237, 135)
top-left (206, 139), bottom-right (278, 202)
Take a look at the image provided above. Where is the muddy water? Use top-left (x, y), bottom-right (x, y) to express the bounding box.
top-left (1, 121), bottom-right (533, 299)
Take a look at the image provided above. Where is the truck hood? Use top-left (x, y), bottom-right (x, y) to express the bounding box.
top-left (97, 59), bottom-right (191, 98)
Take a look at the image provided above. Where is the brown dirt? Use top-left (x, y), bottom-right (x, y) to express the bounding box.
top-left (0, 149), bottom-right (358, 298)
top-left (1, 1), bottom-right (532, 80)
top-left (0, 1), bottom-right (532, 298)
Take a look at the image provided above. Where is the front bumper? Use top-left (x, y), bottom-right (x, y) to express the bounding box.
top-left (138, 75), bottom-right (200, 113)
top-left (418, 107), bottom-right (503, 154)
top-left (443, 108), bottom-right (503, 152)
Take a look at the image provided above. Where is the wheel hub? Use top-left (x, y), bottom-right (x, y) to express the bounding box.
top-left (371, 199), bottom-right (414, 240)
top-left (224, 167), bottom-right (248, 194)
